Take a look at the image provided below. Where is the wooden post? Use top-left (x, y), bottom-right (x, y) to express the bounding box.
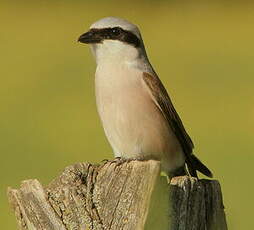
top-left (7, 160), bottom-right (227, 230)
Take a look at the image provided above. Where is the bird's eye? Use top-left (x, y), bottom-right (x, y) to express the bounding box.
top-left (111, 27), bottom-right (121, 35)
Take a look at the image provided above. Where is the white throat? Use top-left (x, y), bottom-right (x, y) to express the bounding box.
top-left (90, 40), bottom-right (154, 75)
top-left (91, 40), bottom-right (140, 64)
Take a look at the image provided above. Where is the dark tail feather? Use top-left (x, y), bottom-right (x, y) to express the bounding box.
top-left (186, 154), bottom-right (213, 178)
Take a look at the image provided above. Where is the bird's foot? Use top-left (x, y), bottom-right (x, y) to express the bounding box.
top-left (101, 157), bottom-right (135, 167)
top-left (101, 157), bottom-right (122, 165)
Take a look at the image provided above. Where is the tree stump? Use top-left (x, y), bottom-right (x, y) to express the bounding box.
top-left (7, 160), bottom-right (227, 230)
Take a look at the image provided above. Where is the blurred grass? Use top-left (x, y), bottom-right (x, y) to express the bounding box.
top-left (1, 1), bottom-right (254, 229)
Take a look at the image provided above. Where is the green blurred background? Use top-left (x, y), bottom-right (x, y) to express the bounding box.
top-left (1, 0), bottom-right (254, 229)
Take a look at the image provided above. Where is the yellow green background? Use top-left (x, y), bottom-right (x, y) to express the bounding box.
top-left (1, 1), bottom-right (254, 229)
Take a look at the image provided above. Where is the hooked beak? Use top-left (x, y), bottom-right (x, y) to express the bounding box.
top-left (78, 30), bottom-right (101, 44)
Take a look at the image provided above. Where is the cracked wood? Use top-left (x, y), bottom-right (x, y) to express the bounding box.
top-left (7, 160), bottom-right (227, 230)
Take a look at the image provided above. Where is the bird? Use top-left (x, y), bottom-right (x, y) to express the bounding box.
top-left (78, 17), bottom-right (212, 178)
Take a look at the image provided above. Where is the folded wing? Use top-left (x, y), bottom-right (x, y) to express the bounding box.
top-left (142, 72), bottom-right (212, 178)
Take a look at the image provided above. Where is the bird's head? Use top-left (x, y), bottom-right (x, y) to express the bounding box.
top-left (78, 17), bottom-right (146, 64)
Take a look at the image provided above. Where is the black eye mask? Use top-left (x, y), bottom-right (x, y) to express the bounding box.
top-left (78, 27), bottom-right (141, 48)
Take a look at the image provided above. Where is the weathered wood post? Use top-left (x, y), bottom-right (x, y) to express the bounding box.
top-left (7, 160), bottom-right (227, 230)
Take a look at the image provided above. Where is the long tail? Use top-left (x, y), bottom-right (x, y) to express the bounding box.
top-left (186, 154), bottom-right (213, 178)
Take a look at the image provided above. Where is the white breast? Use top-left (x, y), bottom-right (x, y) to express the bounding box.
top-left (95, 62), bottom-right (185, 173)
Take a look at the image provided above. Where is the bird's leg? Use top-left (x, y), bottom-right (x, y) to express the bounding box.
top-left (100, 157), bottom-right (124, 166)
top-left (112, 157), bottom-right (131, 166)
top-left (101, 155), bottom-right (150, 167)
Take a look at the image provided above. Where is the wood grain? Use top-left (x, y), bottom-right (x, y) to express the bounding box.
top-left (7, 160), bottom-right (227, 230)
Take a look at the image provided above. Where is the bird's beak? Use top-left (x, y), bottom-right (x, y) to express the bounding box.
top-left (78, 30), bottom-right (101, 44)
